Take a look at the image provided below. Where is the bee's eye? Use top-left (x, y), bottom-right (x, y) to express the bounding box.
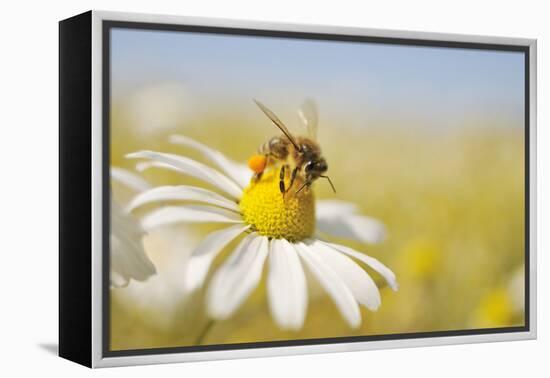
top-left (305, 162), bottom-right (313, 172)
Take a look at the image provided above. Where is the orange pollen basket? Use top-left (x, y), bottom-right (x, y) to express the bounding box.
top-left (247, 154), bottom-right (267, 173)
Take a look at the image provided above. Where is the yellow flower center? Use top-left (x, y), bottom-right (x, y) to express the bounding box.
top-left (240, 169), bottom-right (315, 242)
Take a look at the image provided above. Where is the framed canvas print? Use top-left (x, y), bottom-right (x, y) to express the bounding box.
top-left (59, 10), bottom-right (537, 368)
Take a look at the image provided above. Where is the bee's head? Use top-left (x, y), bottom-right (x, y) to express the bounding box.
top-left (304, 157), bottom-right (328, 178)
top-left (301, 157), bottom-right (335, 193)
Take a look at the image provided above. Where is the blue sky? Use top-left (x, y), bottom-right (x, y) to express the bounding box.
top-left (111, 28), bottom-right (525, 129)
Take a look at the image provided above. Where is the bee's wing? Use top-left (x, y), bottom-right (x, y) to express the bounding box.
top-left (254, 99), bottom-right (301, 151)
top-left (298, 98), bottom-right (318, 140)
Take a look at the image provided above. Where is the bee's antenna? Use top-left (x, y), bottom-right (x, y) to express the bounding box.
top-left (320, 175), bottom-right (336, 193)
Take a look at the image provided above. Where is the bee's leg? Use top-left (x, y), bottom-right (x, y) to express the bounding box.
top-left (285, 167), bottom-right (299, 194)
top-left (295, 181), bottom-right (310, 195)
top-left (279, 165), bottom-right (286, 195)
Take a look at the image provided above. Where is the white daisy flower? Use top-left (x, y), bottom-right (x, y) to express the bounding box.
top-left (110, 167), bottom-right (156, 287)
top-left (127, 135), bottom-right (398, 330)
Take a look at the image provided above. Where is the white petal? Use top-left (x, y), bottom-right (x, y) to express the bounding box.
top-left (308, 240), bottom-right (380, 311)
top-left (126, 185), bottom-right (240, 213)
top-left (110, 271), bottom-right (129, 288)
top-left (110, 201), bottom-right (156, 287)
top-left (207, 234), bottom-right (268, 319)
top-left (267, 239), bottom-right (308, 330)
top-left (141, 205), bottom-right (243, 231)
top-left (316, 200), bottom-right (386, 244)
top-left (170, 135), bottom-right (251, 188)
top-left (127, 150), bottom-right (243, 200)
top-left (316, 215), bottom-right (386, 244)
top-left (294, 241), bottom-right (361, 328)
top-left (185, 224), bottom-right (250, 292)
top-left (323, 241), bottom-right (398, 291)
top-left (135, 161), bottom-right (173, 173)
top-left (111, 167), bottom-right (151, 192)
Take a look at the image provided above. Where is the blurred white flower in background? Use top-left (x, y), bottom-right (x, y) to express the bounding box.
top-left (470, 264), bottom-right (525, 328)
top-left (115, 227), bottom-right (200, 330)
top-left (315, 200), bottom-right (387, 244)
top-left (127, 135), bottom-right (397, 331)
top-left (111, 167), bottom-right (199, 329)
top-left (121, 83), bottom-right (191, 136)
top-left (110, 167), bottom-right (156, 287)
top-left (508, 265), bottom-right (525, 314)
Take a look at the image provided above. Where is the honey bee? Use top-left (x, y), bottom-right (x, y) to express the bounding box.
top-left (248, 99), bottom-right (336, 196)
